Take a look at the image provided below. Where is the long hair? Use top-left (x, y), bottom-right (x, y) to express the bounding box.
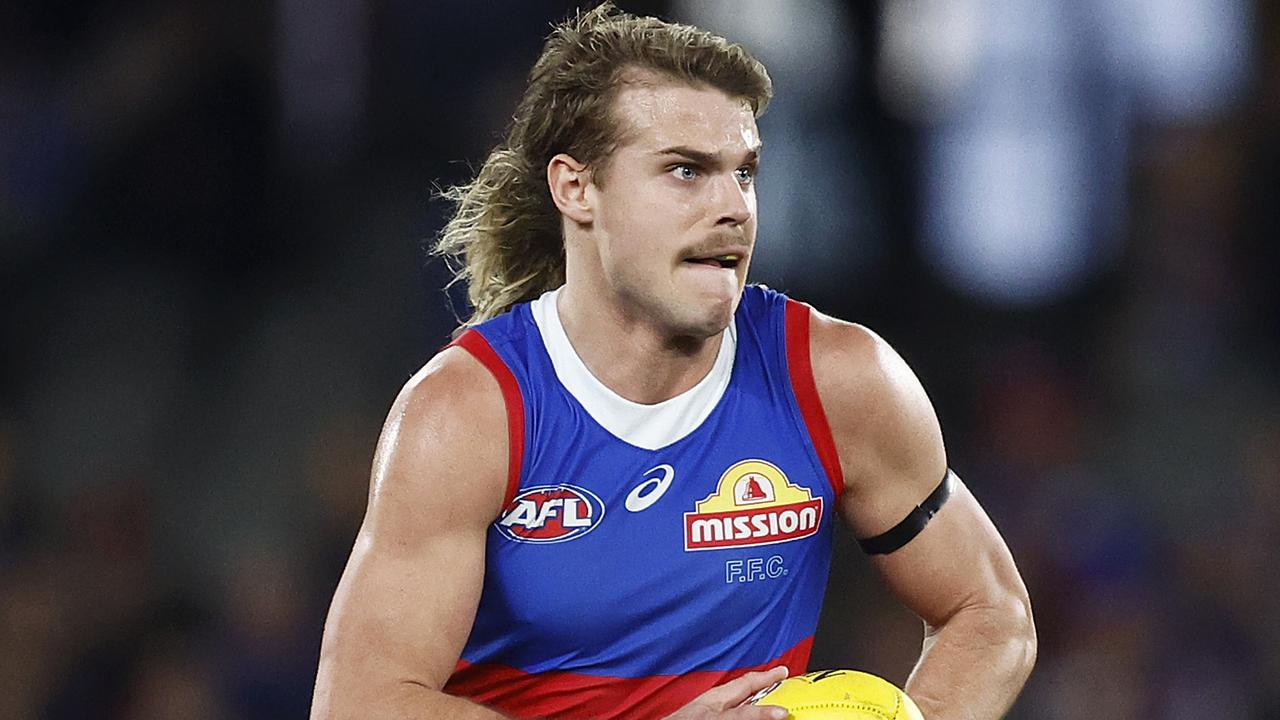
top-left (434, 2), bottom-right (772, 325)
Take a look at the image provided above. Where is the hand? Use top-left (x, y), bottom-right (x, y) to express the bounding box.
top-left (662, 666), bottom-right (791, 719)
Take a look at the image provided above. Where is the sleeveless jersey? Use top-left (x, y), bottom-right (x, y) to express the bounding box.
top-left (443, 285), bottom-right (845, 720)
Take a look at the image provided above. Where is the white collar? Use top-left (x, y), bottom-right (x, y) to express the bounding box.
top-left (529, 287), bottom-right (736, 451)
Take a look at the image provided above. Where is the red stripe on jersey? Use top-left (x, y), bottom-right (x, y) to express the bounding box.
top-left (451, 330), bottom-right (524, 509)
top-left (444, 635), bottom-right (813, 720)
top-left (784, 300), bottom-right (845, 500)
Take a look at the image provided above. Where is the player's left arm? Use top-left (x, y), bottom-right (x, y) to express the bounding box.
top-left (808, 310), bottom-right (1036, 720)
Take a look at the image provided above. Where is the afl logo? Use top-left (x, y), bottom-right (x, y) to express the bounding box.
top-left (496, 485), bottom-right (606, 544)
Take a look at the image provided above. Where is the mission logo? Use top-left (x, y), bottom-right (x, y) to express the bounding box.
top-left (497, 484), bottom-right (606, 544)
top-left (684, 459), bottom-right (823, 551)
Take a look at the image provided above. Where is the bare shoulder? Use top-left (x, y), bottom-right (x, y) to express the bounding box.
top-left (805, 309), bottom-right (895, 396)
top-left (368, 344), bottom-right (511, 535)
top-left (805, 308), bottom-right (947, 537)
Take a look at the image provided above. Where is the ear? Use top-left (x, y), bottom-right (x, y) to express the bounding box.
top-left (547, 153), bottom-right (593, 225)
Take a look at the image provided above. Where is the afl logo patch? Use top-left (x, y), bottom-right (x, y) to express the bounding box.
top-left (497, 485), bottom-right (606, 544)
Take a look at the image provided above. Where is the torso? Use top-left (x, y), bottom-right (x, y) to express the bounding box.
top-left (444, 286), bottom-right (842, 720)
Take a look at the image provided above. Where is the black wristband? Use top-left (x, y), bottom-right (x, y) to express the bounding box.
top-left (857, 469), bottom-right (956, 555)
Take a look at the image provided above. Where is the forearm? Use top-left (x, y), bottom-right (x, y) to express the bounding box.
top-left (903, 601), bottom-right (1036, 720)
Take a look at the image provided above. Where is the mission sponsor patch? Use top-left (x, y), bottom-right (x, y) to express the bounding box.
top-left (684, 460), bottom-right (823, 551)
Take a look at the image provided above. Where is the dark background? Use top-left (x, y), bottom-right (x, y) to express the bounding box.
top-left (2, 1), bottom-right (1278, 718)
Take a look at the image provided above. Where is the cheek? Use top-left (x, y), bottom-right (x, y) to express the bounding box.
top-left (599, 182), bottom-right (694, 254)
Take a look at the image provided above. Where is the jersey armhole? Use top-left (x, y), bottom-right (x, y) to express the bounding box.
top-left (449, 330), bottom-right (525, 512)
top-left (784, 300), bottom-right (845, 501)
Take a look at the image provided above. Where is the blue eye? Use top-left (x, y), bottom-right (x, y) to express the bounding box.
top-left (735, 167), bottom-right (755, 185)
top-left (672, 165), bottom-right (698, 181)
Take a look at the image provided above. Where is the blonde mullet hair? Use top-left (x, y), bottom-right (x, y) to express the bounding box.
top-left (434, 2), bottom-right (772, 325)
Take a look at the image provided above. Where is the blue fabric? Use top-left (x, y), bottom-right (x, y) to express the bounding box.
top-left (461, 285), bottom-right (836, 678)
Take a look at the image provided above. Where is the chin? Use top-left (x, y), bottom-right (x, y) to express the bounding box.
top-left (685, 313), bottom-right (732, 340)
top-left (672, 295), bottom-right (738, 339)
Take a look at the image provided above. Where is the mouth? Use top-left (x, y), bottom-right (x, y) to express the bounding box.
top-left (682, 252), bottom-right (745, 270)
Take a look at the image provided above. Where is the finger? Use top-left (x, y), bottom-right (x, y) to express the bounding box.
top-left (725, 704), bottom-right (790, 720)
top-left (700, 666), bottom-right (791, 708)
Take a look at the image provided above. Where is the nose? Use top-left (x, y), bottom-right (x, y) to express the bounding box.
top-left (712, 173), bottom-right (753, 227)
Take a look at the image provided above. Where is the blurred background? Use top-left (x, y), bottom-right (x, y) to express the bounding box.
top-left (1, 0), bottom-right (1277, 717)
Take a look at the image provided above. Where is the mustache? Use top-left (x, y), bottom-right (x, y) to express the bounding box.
top-left (681, 232), bottom-right (750, 259)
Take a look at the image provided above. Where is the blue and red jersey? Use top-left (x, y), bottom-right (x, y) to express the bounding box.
top-left (444, 285), bottom-right (844, 719)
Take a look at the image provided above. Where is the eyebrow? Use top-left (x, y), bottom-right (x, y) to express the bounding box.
top-left (653, 144), bottom-right (762, 167)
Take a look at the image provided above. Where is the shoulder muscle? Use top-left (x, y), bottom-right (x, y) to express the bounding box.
top-left (806, 309), bottom-right (947, 538)
top-left (368, 344), bottom-right (511, 538)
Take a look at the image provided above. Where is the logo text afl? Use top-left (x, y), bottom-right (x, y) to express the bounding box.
top-left (496, 485), bottom-right (606, 544)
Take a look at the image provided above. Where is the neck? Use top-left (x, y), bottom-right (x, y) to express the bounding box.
top-left (556, 281), bottom-right (724, 405)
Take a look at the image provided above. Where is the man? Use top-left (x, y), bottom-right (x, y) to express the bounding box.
top-left (311, 4), bottom-right (1035, 719)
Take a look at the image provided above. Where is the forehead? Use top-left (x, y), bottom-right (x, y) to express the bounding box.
top-left (609, 77), bottom-right (760, 156)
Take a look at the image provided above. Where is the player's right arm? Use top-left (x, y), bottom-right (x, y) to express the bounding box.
top-left (310, 344), bottom-right (789, 720)
top-left (310, 346), bottom-right (512, 720)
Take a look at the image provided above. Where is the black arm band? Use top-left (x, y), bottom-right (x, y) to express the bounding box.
top-left (857, 469), bottom-right (956, 555)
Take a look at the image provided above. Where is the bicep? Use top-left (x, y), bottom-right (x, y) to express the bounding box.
top-left (313, 351), bottom-right (509, 715)
top-left (316, 508), bottom-right (489, 704)
top-left (867, 479), bottom-right (1028, 629)
top-left (808, 314), bottom-right (1026, 623)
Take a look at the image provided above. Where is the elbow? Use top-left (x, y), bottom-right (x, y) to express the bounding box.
top-left (1024, 611), bottom-right (1038, 676)
top-left (962, 591), bottom-right (1038, 683)
top-left (1009, 591), bottom-right (1038, 682)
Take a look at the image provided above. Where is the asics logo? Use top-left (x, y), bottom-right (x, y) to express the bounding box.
top-left (626, 464), bottom-right (675, 512)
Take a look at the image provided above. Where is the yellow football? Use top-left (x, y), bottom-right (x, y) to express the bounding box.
top-left (746, 669), bottom-right (924, 719)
